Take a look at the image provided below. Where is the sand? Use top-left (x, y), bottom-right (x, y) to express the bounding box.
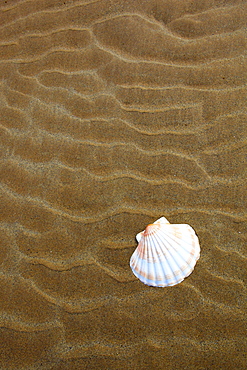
top-left (0, 0), bottom-right (246, 369)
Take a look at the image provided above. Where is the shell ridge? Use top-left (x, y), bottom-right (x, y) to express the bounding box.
top-left (154, 230), bottom-right (184, 285)
top-left (148, 233), bottom-right (158, 284)
top-left (150, 231), bottom-right (170, 285)
top-left (161, 229), bottom-right (197, 278)
top-left (138, 237), bottom-right (147, 282)
top-left (162, 231), bottom-right (195, 266)
top-left (133, 234), bottom-right (157, 285)
top-left (130, 249), bottom-right (139, 271)
top-left (130, 217), bottom-right (200, 287)
top-left (172, 225), bottom-right (199, 255)
top-left (161, 225), bottom-right (195, 252)
top-left (130, 251), bottom-right (144, 283)
top-left (160, 225), bottom-right (199, 262)
top-left (151, 230), bottom-right (179, 286)
top-left (143, 233), bottom-right (150, 282)
top-left (154, 227), bottom-right (198, 285)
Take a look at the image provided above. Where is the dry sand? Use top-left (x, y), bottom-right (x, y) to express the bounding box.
top-left (0, 0), bottom-right (246, 369)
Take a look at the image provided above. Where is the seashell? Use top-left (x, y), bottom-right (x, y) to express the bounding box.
top-left (130, 216), bottom-right (200, 287)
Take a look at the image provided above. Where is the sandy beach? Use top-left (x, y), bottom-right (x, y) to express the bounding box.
top-left (0, 0), bottom-right (246, 369)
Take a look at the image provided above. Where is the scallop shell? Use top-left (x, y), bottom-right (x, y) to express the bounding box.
top-left (130, 216), bottom-right (200, 287)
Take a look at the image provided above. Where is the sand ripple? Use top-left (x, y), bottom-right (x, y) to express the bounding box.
top-left (0, 0), bottom-right (246, 369)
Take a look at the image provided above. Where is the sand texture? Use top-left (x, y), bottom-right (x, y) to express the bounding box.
top-left (0, 0), bottom-right (246, 369)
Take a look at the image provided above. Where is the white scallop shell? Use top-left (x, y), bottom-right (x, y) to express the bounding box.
top-left (130, 216), bottom-right (200, 287)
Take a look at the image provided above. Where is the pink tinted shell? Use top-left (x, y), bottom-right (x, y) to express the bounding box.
top-left (130, 217), bottom-right (200, 287)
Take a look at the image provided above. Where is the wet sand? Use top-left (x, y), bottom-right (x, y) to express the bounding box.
top-left (0, 0), bottom-right (246, 369)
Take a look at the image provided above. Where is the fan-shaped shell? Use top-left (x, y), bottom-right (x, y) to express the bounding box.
top-left (130, 217), bottom-right (200, 287)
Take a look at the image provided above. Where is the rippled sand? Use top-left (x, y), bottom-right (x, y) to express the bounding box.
top-left (0, 0), bottom-right (246, 369)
